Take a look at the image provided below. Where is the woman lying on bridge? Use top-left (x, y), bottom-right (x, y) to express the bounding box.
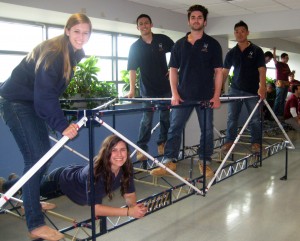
top-left (1, 134), bottom-right (147, 240)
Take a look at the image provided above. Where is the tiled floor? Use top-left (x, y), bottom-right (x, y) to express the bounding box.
top-left (1, 131), bottom-right (300, 241)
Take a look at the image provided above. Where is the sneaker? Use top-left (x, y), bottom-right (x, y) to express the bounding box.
top-left (0, 177), bottom-right (6, 193)
top-left (157, 143), bottom-right (165, 155)
top-left (150, 162), bottom-right (177, 176)
top-left (136, 151), bottom-right (147, 161)
top-left (8, 173), bottom-right (19, 181)
top-left (199, 163), bottom-right (214, 178)
top-left (251, 143), bottom-right (261, 153)
top-left (221, 142), bottom-right (233, 153)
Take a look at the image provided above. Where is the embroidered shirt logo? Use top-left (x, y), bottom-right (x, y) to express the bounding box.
top-left (248, 51), bottom-right (254, 59)
top-left (158, 43), bottom-right (164, 52)
top-left (201, 43), bottom-right (208, 52)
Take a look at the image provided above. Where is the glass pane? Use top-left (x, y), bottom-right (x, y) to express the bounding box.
top-left (118, 83), bottom-right (125, 97)
top-left (48, 27), bottom-right (64, 38)
top-left (266, 59), bottom-right (276, 80)
top-left (0, 54), bottom-right (25, 82)
top-left (118, 60), bottom-right (128, 81)
top-left (84, 32), bottom-right (112, 56)
top-left (117, 35), bottom-right (138, 57)
top-left (97, 58), bottom-right (113, 82)
top-left (266, 68), bottom-right (276, 80)
top-left (0, 21), bottom-right (43, 52)
top-left (266, 59), bottom-right (275, 68)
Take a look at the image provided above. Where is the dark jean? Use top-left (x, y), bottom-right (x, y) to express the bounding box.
top-left (0, 99), bottom-right (51, 231)
top-left (225, 88), bottom-right (261, 144)
top-left (137, 101), bottom-right (170, 151)
top-left (3, 167), bottom-right (65, 199)
top-left (273, 86), bottom-right (288, 116)
top-left (164, 102), bottom-right (214, 161)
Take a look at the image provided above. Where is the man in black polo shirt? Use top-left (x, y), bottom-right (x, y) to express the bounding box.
top-left (221, 21), bottom-right (266, 153)
top-left (150, 5), bottom-right (223, 177)
top-left (127, 14), bottom-right (174, 161)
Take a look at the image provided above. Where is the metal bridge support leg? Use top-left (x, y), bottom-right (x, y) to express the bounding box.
top-left (280, 147), bottom-right (288, 181)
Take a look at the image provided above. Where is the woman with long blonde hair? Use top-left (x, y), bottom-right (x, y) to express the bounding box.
top-left (0, 13), bottom-right (92, 240)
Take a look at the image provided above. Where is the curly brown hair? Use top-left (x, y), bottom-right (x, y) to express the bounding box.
top-left (93, 135), bottom-right (133, 200)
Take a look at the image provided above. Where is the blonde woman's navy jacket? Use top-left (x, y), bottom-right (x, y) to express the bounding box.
top-left (0, 43), bottom-right (84, 133)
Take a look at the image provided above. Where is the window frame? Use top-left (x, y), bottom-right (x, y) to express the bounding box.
top-left (0, 17), bottom-right (139, 97)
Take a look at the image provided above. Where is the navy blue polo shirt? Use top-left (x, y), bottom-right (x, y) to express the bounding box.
top-left (127, 34), bottom-right (174, 97)
top-left (169, 32), bottom-right (223, 101)
top-left (224, 42), bottom-right (266, 94)
top-left (59, 165), bottom-right (135, 206)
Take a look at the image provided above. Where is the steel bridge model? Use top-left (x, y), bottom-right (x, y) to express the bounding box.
top-left (0, 97), bottom-right (294, 241)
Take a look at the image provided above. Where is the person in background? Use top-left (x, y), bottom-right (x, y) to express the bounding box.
top-left (287, 71), bottom-right (300, 100)
top-left (0, 13), bottom-right (92, 241)
top-left (150, 4), bottom-right (223, 177)
top-left (221, 20), bottom-right (266, 154)
top-left (284, 85), bottom-right (300, 130)
top-left (264, 82), bottom-right (276, 121)
top-left (263, 51), bottom-right (275, 121)
top-left (127, 14), bottom-right (174, 161)
top-left (264, 51), bottom-right (273, 64)
top-left (0, 135), bottom-right (148, 219)
top-left (272, 48), bottom-right (291, 119)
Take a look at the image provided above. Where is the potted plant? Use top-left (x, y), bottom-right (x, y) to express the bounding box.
top-left (62, 56), bottom-right (117, 109)
top-left (266, 76), bottom-right (276, 85)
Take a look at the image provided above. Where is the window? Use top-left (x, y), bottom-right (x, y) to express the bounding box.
top-left (48, 26), bottom-right (64, 38)
top-left (85, 32), bottom-right (112, 57)
top-left (0, 21), bottom-right (44, 52)
top-left (0, 20), bottom-right (45, 82)
top-left (0, 54), bottom-right (24, 81)
top-left (0, 18), bottom-right (139, 97)
top-left (266, 59), bottom-right (276, 80)
top-left (117, 35), bottom-right (138, 58)
top-left (97, 58), bottom-right (113, 81)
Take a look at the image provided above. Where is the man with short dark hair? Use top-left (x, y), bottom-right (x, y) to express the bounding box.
top-left (264, 51), bottom-right (273, 64)
top-left (127, 14), bottom-right (174, 160)
top-left (273, 48), bottom-right (291, 118)
top-left (287, 71), bottom-right (300, 99)
top-left (222, 20), bottom-right (266, 153)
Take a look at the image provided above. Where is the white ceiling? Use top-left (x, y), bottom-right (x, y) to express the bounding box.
top-left (128, 0), bottom-right (300, 17)
top-left (128, 0), bottom-right (300, 44)
top-left (1, 0), bottom-right (300, 50)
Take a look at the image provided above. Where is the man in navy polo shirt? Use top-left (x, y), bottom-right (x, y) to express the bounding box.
top-left (221, 21), bottom-right (266, 153)
top-left (150, 4), bottom-right (223, 177)
top-left (127, 14), bottom-right (174, 161)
